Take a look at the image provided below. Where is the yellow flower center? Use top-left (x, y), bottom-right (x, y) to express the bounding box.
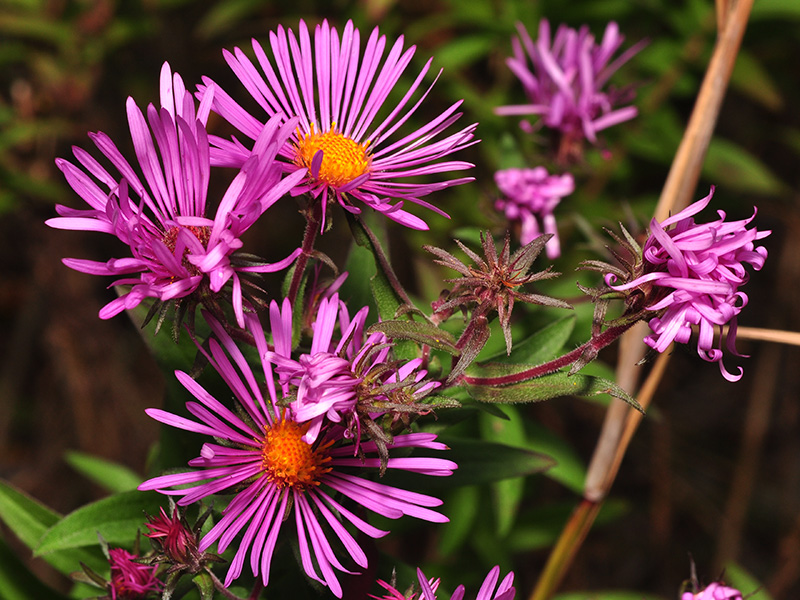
top-left (294, 124), bottom-right (371, 188)
top-left (261, 418), bottom-right (332, 490)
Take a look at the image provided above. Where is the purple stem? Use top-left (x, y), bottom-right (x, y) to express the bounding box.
top-left (287, 201), bottom-right (322, 307)
top-left (461, 322), bottom-right (635, 386)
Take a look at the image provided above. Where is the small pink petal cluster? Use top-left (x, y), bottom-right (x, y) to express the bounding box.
top-left (606, 188), bottom-right (770, 381)
top-left (138, 311), bottom-right (455, 598)
top-left (375, 565), bottom-right (515, 600)
top-left (47, 63), bottom-right (304, 325)
top-left (107, 548), bottom-right (161, 600)
top-left (682, 582), bottom-right (744, 600)
top-left (494, 167), bottom-right (575, 258)
top-left (495, 19), bottom-right (643, 143)
top-left (201, 18), bottom-right (477, 230)
top-left (265, 291), bottom-right (440, 445)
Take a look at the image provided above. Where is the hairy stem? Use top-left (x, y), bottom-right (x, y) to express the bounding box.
top-left (287, 201), bottom-right (322, 307)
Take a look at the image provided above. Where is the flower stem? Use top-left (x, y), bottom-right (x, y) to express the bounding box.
top-left (287, 200), bottom-right (322, 307)
top-left (461, 322), bottom-right (634, 386)
top-left (207, 570), bottom-right (248, 600)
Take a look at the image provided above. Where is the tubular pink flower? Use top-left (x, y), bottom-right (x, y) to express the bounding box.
top-left (265, 292), bottom-right (440, 445)
top-left (199, 19), bottom-right (478, 230)
top-left (682, 582), bottom-right (744, 600)
top-left (47, 62), bottom-right (305, 326)
top-left (138, 312), bottom-right (455, 597)
top-left (374, 565), bottom-right (515, 600)
top-left (605, 187), bottom-right (770, 381)
top-left (494, 167), bottom-right (575, 258)
top-left (495, 19), bottom-right (644, 144)
top-left (107, 548), bottom-right (161, 600)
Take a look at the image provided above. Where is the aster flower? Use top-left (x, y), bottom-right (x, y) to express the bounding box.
top-left (426, 231), bottom-right (572, 372)
top-left (682, 582), bottom-right (744, 600)
top-left (199, 18), bottom-right (477, 230)
top-left (138, 312), bottom-right (456, 597)
top-left (605, 187), bottom-right (769, 381)
top-left (375, 565), bottom-right (515, 600)
top-left (266, 292), bottom-right (441, 457)
top-left (495, 20), bottom-right (644, 161)
top-left (107, 548), bottom-right (161, 600)
top-left (494, 167), bottom-right (575, 258)
top-left (47, 62), bottom-right (306, 327)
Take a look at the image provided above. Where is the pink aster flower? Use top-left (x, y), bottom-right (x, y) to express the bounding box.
top-left (494, 167), bottom-right (575, 258)
top-left (266, 292), bottom-right (440, 445)
top-left (138, 312), bottom-right (455, 597)
top-left (495, 20), bottom-right (643, 155)
top-left (199, 18), bottom-right (477, 230)
top-left (47, 62), bottom-right (305, 326)
top-left (682, 582), bottom-right (743, 600)
top-left (605, 187), bottom-right (769, 381)
top-left (375, 565), bottom-right (515, 600)
top-left (107, 548), bottom-right (161, 600)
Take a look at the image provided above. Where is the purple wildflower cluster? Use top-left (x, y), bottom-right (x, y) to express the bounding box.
top-left (682, 582), bottom-right (744, 600)
top-left (607, 188), bottom-right (769, 381)
top-left (496, 19), bottom-right (643, 146)
top-left (138, 311), bottom-right (455, 596)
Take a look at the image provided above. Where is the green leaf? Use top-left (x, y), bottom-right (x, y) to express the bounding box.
top-left (0, 536), bottom-right (72, 600)
top-left (751, 0), bottom-right (800, 20)
top-left (436, 436), bottom-right (555, 487)
top-left (437, 486), bottom-right (480, 556)
top-left (467, 370), bottom-right (642, 412)
top-left (64, 451), bottom-right (141, 493)
top-left (526, 422), bottom-right (587, 494)
top-left (193, 571), bottom-right (216, 600)
top-left (35, 490), bottom-right (164, 555)
top-left (479, 406), bottom-right (526, 535)
top-left (0, 480), bottom-right (106, 576)
top-left (703, 138), bottom-right (786, 195)
top-left (730, 49), bottom-right (783, 111)
top-left (723, 562), bottom-right (774, 599)
top-left (367, 320), bottom-right (459, 354)
top-left (486, 315), bottom-right (576, 365)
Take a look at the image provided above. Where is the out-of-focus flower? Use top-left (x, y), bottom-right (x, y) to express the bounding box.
top-left (200, 19), bottom-right (477, 230)
top-left (375, 565), bottom-right (515, 600)
top-left (605, 187), bottom-right (769, 381)
top-left (495, 20), bottom-right (644, 160)
top-left (138, 312), bottom-right (456, 597)
top-left (48, 63), bottom-right (305, 327)
top-left (107, 548), bottom-right (161, 600)
top-left (682, 582), bottom-right (744, 600)
top-left (265, 293), bottom-right (441, 460)
top-left (494, 167), bottom-right (575, 258)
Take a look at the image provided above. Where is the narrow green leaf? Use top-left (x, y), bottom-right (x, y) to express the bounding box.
top-left (36, 491), bottom-right (164, 555)
top-left (437, 486), bottom-right (480, 556)
top-left (467, 371), bottom-right (642, 412)
top-left (485, 315), bottom-right (576, 365)
top-left (436, 436), bottom-right (555, 487)
top-left (0, 536), bottom-right (72, 600)
top-left (703, 138), bottom-right (786, 195)
top-left (0, 480), bottom-right (106, 576)
top-left (723, 562), bottom-right (773, 599)
top-left (64, 451), bottom-right (141, 493)
top-left (367, 320), bottom-right (459, 354)
top-left (193, 571), bottom-right (216, 600)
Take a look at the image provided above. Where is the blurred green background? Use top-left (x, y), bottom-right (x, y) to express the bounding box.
top-left (1, 0), bottom-right (799, 598)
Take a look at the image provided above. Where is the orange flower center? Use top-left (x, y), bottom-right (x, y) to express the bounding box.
top-left (261, 418), bottom-right (332, 490)
top-left (294, 124), bottom-right (371, 188)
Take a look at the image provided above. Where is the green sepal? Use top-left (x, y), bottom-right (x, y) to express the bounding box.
top-left (467, 370), bottom-right (643, 412)
top-left (35, 490), bottom-right (164, 555)
top-left (0, 479), bottom-right (106, 576)
top-left (367, 320), bottom-right (459, 355)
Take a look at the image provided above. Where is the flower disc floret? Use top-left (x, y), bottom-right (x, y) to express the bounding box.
top-left (262, 418), bottom-right (332, 489)
top-left (295, 124), bottom-right (371, 187)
